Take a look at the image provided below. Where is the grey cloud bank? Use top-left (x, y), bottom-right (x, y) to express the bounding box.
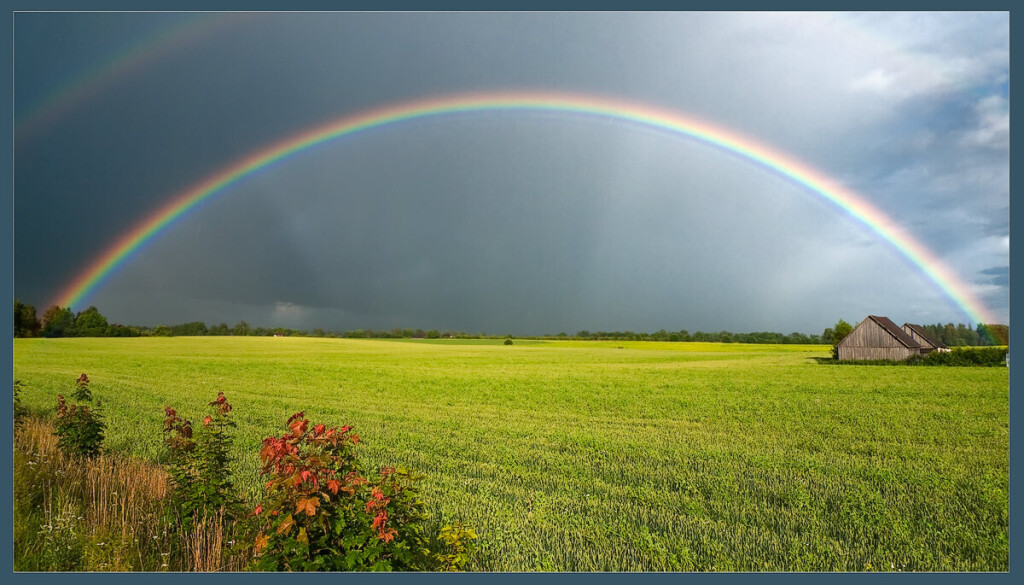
top-left (14, 12), bottom-right (1009, 334)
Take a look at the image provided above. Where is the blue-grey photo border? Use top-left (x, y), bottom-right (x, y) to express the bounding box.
top-left (2, 1), bottom-right (1017, 583)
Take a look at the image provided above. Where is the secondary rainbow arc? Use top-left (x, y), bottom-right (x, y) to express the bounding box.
top-left (51, 91), bottom-right (995, 325)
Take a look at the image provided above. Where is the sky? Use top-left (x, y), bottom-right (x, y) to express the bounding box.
top-left (13, 11), bottom-right (1009, 335)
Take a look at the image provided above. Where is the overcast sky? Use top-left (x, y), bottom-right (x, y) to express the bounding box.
top-left (14, 12), bottom-right (1009, 334)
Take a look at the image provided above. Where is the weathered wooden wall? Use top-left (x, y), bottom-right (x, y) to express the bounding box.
top-left (902, 327), bottom-right (937, 353)
top-left (838, 345), bottom-right (919, 361)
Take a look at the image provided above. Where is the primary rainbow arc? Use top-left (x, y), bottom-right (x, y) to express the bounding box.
top-left (52, 91), bottom-right (995, 325)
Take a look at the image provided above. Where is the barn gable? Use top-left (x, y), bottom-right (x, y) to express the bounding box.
top-left (837, 315), bottom-right (922, 361)
top-left (901, 323), bottom-right (948, 352)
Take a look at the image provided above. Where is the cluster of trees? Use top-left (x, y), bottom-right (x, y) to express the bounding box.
top-left (13, 301), bottom-right (1009, 347)
top-left (562, 329), bottom-right (832, 344)
top-left (916, 322), bottom-right (1008, 347)
top-left (14, 301), bottom-right (136, 339)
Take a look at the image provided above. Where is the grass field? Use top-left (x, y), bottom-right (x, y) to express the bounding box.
top-left (13, 337), bottom-right (1008, 571)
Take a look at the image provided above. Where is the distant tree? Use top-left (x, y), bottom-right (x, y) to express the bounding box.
top-left (41, 305), bottom-right (75, 338)
top-left (956, 323), bottom-right (978, 346)
top-left (13, 300), bottom-right (41, 338)
top-left (171, 321), bottom-right (208, 336)
top-left (208, 322), bottom-right (230, 336)
top-left (827, 319), bottom-right (853, 359)
top-left (426, 329), bottom-right (441, 339)
top-left (827, 320), bottom-right (852, 345)
top-left (105, 324), bottom-right (139, 337)
top-left (74, 306), bottom-right (109, 336)
top-left (984, 324), bottom-right (1009, 346)
top-left (942, 323), bottom-right (958, 346)
top-left (151, 325), bottom-right (173, 337)
top-left (232, 321), bottom-right (251, 336)
top-left (788, 332), bottom-right (809, 344)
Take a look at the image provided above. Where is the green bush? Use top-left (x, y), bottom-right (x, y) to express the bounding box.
top-left (915, 346), bottom-right (1008, 367)
top-left (54, 374), bottom-right (105, 459)
top-left (831, 347), bottom-right (1008, 367)
top-left (54, 395), bottom-right (105, 459)
top-left (433, 522), bottom-right (477, 571)
top-left (163, 392), bottom-right (242, 529)
top-left (14, 380), bottom-right (28, 428)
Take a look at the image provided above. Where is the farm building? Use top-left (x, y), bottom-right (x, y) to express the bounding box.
top-left (901, 323), bottom-right (950, 354)
top-left (836, 315), bottom-right (922, 361)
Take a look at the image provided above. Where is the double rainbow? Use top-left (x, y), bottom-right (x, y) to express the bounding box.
top-left (51, 91), bottom-right (995, 325)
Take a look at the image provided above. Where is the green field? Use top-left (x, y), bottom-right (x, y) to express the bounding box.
top-left (13, 337), bottom-right (1008, 571)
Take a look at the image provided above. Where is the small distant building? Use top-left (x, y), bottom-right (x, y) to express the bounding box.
top-left (837, 315), bottom-right (922, 361)
top-left (901, 323), bottom-right (949, 354)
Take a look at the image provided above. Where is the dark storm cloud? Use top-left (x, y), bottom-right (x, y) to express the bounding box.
top-left (979, 267), bottom-right (1009, 288)
top-left (14, 12), bottom-right (1009, 332)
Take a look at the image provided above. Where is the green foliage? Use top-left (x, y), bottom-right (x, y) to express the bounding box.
top-left (163, 392), bottom-right (241, 529)
top-left (830, 347), bottom-right (1008, 367)
top-left (74, 306), bottom-right (109, 337)
top-left (504, 338), bottom-right (513, 345)
top-left (826, 319), bottom-right (853, 359)
top-left (14, 380), bottom-right (28, 428)
top-left (912, 347), bottom-right (1008, 367)
top-left (71, 373), bottom-right (93, 401)
top-left (832, 319), bottom-right (853, 344)
top-left (54, 375), bottom-right (105, 459)
top-left (170, 321), bottom-right (209, 336)
top-left (41, 305), bottom-right (75, 338)
top-left (250, 412), bottom-right (439, 571)
top-left (433, 522), bottom-right (477, 571)
top-left (14, 299), bottom-right (41, 337)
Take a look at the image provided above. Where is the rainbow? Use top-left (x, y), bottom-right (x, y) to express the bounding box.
top-left (16, 13), bottom-right (239, 140)
top-left (51, 91), bottom-right (996, 325)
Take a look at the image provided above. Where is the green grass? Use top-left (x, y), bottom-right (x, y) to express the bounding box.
top-left (14, 337), bottom-right (1008, 571)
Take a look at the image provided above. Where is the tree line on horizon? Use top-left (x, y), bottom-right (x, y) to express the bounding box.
top-left (12, 301), bottom-right (1009, 346)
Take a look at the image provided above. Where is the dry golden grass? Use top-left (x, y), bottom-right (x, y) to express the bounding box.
top-left (14, 417), bottom-right (251, 571)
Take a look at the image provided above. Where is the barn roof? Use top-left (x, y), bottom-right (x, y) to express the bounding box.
top-left (902, 323), bottom-right (948, 349)
top-left (867, 315), bottom-right (921, 349)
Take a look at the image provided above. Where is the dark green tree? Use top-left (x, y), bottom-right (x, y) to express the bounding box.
top-left (13, 300), bottom-right (41, 337)
top-left (828, 319), bottom-right (853, 359)
top-left (41, 305), bottom-right (75, 338)
top-left (74, 306), bottom-right (109, 336)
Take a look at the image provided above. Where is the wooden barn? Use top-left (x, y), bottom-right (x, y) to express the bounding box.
top-left (836, 315), bottom-right (922, 361)
top-left (901, 323), bottom-right (949, 354)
